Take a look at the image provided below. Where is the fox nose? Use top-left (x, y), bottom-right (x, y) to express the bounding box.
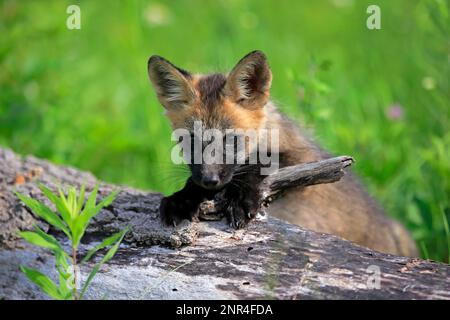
top-left (202, 176), bottom-right (220, 188)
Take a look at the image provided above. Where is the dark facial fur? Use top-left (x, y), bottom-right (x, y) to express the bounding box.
top-left (187, 133), bottom-right (236, 190)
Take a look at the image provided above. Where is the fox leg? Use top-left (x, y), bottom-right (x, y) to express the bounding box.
top-left (223, 166), bottom-right (264, 229)
top-left (159, 178), bottom-right (216, 226)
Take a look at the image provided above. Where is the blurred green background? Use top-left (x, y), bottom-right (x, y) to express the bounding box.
top-left (1, 0), bottom-right (449, 262)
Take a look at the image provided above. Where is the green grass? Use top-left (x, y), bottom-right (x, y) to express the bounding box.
top-left (1, 0), bottom-right (449, 262)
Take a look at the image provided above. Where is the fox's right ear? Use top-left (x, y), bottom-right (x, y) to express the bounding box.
top-left (147, 56), bottom-right (196, 110)
top-left (225, 50), bottom-right (272, 109)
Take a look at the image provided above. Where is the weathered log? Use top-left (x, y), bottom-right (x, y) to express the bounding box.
top-left (0, 147), bottom-right (449, 300)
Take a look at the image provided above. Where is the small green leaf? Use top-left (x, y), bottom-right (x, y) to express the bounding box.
top-left (56, 259), bottom-right (72, 300)
top-left (80, 189), bottom-right (119, 229)
top-left (96, 189), bottom-right (119, 209)
top-left (58, 186), bottom-right (74, 221)
top-left (73, 189), bottom-right (119, 248)
top-left (55, 251), bottom-right (70, 271)
top-left (76, 184), bottom-right (86, 214)
top-left (85, 184), bottom-right (99, 211)
top-left (81, 228), bottom-right (128, 263)
top-left (35, 226), bottom-right (67, 252)
top-left (67, 187), bottom-right (78, 217)
top-left (19, 226), bottom-right (65, 254)
top-left (57, 272), bottom-right (73, 300)
top-left (101, 233), bottom-right (124, 262)
top-left (38, 183), bottom-right (60, 205)
top-left (19, 231), bottom-right (58, 251)
top-left (79, 227), bottom-right (127, 299)
top-left (15, 191), bottom-right (70, 237)
top-left (71, 227), bottom-right (83, 250)
top-left (20, 266), bottom-right (63, 300)
top-left (55, 251), bottom-right (73, 299)
top-left (79, 264), bottom-right (100, 300)
top-left (39, 184), bottom-right (72, 230)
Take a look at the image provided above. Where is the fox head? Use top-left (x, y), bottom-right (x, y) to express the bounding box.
top-left (148, 50), bottom-right (273, 189)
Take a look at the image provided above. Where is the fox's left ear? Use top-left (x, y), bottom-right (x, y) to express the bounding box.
top-left (225, 50), bottom-right (272, 109)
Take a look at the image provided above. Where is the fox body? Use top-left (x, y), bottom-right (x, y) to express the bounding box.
top-left (147, 51), bottom-right (418, 257)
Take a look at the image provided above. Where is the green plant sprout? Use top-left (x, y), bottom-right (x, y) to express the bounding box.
top-left (15, 183), bottom-right (128, 300)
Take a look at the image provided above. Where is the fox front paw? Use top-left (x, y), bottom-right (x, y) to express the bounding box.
top-left (224, 188), bottom-right (260, 229)
top-left (159, 195), bottom-right (200, 226)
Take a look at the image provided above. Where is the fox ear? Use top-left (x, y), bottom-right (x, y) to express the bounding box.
top-left (148, 56), bottom-right (196, 110)
top-left (225, 50), bottom-right (272, 109)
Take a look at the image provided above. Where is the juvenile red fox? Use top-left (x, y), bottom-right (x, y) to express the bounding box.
top-left (147, 50), bottom-right (418, 257)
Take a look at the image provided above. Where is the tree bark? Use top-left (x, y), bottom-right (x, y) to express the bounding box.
top-left (0, 147), bottom-right (449, 300)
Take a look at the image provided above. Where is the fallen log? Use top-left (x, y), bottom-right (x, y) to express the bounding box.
top-left (0, 147), bottom-right (449, 300)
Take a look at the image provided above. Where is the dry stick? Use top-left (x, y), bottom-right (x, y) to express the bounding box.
top-left (198, 156), bottom-right (354, 219)
top-left (259, 155), bottom-right (354, 204)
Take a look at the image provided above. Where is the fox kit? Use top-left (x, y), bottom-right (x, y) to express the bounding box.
top-left (147, 50), bottom-right (418, 257)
